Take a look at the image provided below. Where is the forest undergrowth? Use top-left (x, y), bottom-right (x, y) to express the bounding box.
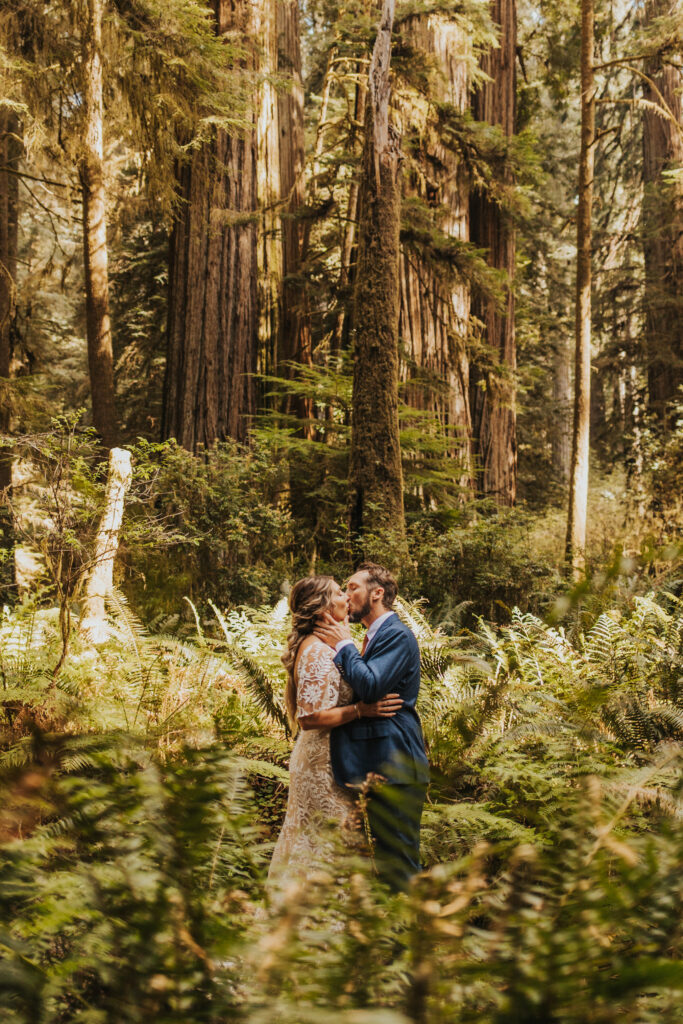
top-left (2, 567), bottom-right (683, 1022)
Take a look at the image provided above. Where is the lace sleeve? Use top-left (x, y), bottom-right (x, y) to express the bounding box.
top-left (295, 642), bottom-right (341, 717)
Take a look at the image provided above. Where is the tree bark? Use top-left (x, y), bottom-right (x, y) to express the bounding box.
top-left (80, 0), bottom-right (118, 449)
top-left (565, 0), bottom-right (594, 574)
top-left (349, 0), bottom-right (406, 557)
top-left (163, 1), bottom-right (258, 450)
top-left (277, 0), bottom-right (314, 430)
top-left (641, 0), bottom-right (683, 426)
top-left (398, 13), bottom-right (474, 487)
top-left (80, 447), bottom-right (133, 642)
top-left (469, 0), bottom-right (517, 505)
top-left (0, 106), bottom-right (19, 600)
top-left (551, 334), bottom-right (571, 486)
top-left (256, 0), bottom-right (281, 384)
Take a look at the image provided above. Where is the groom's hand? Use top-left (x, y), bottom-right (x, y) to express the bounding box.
top-left (315, 611), bottom-right (352, 649)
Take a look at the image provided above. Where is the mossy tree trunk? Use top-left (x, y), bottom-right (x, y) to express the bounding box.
top-left (469, 0), bottom-right (517, 505)
top-left (641, 0), bottom-right (683, 426)
top-left (163, 0), bottom-right (258, 451)
top-left (565, 0), bottom-right (594, 575)
top-left (349, 0), bottom-right (406, 558)
top-left (80, 0), bottom-right (118, 449)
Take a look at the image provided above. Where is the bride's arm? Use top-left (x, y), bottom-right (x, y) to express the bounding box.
top-left (299, 694), bottom-right (403, 731)
top-left (295, 642), bottom-right (402, 730)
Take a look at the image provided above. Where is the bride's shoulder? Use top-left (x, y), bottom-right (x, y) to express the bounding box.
top-left (296, 636), bottom-right (335, 674)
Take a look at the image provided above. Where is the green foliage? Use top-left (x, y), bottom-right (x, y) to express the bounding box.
top-left (2, 577), bottom-right (683, 1022)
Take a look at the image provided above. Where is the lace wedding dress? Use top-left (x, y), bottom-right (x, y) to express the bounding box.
top-left (268, 639), bottom-right (358, 884)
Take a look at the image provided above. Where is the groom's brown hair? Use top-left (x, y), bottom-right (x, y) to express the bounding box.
top-left (356, 562), bottom-right (398, 609)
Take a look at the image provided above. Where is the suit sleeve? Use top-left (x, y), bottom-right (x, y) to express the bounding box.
top-left (333, 629), bottom-right (412, 702)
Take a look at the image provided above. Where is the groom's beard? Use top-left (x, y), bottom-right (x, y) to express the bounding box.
top-left (348, 593), bottom-right (372, 623)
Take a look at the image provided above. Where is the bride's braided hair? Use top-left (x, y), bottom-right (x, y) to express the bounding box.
top-left (282, 575), bottom-right (338, 730)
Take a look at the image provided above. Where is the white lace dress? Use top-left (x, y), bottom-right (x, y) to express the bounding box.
top-left (268, 640), bottom-right (358, 883)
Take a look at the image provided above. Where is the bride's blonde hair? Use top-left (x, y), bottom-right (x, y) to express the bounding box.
top-left (282, 575), bottom-right (338, 730)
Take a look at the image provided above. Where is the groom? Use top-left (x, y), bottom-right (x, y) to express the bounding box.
top-left (316, 562), bottom-right (429, 889)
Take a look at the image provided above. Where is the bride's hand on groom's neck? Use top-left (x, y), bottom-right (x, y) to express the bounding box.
top-left (315, 611), bottom-right (352, 649)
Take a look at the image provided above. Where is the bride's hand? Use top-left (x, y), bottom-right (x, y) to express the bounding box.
top-left (358, 694), bottom-right (403, 718)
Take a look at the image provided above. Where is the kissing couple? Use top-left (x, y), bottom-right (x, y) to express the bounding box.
top-left (268, 562), bottom-right (429, 892)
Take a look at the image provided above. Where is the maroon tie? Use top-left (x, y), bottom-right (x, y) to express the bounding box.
top-left (361, 634), bottom-right (368, 656)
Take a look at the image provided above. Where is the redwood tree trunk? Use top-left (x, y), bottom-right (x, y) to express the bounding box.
top-left (80, 0), bottom-right (118, 449)
top-left (642, 0), bottom-right (683, 425)
top-left (398, 13), bottom-right (473, 486)
top-left (469, 0), bottom-right (517, 505)
top-left (163, 1), bottom-right (258, 450)
top-left (0, 107), bottom-right (19, 599)
top-left (277, 0), bottom-right (314, 429)
top-left (349, 0), bottom-right (406, 556)
top-left (565, 0), bottom-right (594, 574)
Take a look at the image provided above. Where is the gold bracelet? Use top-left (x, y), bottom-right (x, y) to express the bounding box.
top-left (355, 703), bottom-right (361, 719)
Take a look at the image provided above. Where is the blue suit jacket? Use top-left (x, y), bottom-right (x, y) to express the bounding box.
top-left (329, 613), bottom-right (429, 787)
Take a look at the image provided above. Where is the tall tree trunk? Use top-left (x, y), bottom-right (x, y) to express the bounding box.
top-left (0, 106), bottom-right (19, 600)
top-left (469, 0), bottom-right (517, 505)
top-left (333, 71), bottom-right (368, 356)
top-left (641, 0), bottom-right (683, 425)
top-left (398, 13), bottom-right (473, 488)
top-left (552, 334), bottom-right (571, 486)
top-left (277, 0), bottom-right (314, 431)
top-left (163, 1), bottom-right (258, 450)
top-left (565, 0), bottom-right (594, 574)
top-left (349, 0), bottom-right (406, 558)
top-left (80, 0), bottom-right (118, 449)
top-left (256, 0), bottom-right (281, 385)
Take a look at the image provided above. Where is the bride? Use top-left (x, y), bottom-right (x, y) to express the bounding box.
top-left (268, 575), bottom-right (402, 884)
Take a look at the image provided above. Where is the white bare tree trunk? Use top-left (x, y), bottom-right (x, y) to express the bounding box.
top-left (80, 447), bottom-right (132, 641)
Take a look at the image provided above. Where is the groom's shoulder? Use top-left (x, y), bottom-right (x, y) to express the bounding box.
top-left (384, 613), bottom-right (419, 648)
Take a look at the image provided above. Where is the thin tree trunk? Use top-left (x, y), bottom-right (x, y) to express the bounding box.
top-left (0, 106), bottom-right (19, 600)
top-left (398, 13), bottom-right (474, 489)
top-left (565, 0), bottom-right (594, 574)
top-left (552, 334), bottom-right (571, 486)
top-left (641, 0), bottom-right (683, 425)
top-left (163, 1), bottom-right (258, 450)
top-left (80, 448), bottom-right (133, 642)
top-left (349, 0), bottom-right (406, 557)
top-left (469, 0), bottom-right (517, 505)
top-left (80, 0), bottom-right (118, 449)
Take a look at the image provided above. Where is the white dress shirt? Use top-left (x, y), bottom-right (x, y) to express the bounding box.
top-left (335, 610), bottom-right (395, 655)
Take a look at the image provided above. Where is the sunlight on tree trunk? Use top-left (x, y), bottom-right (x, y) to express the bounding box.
top-left (398, 12), bottom-right (474, 492)
top-left (163, 1), bottom-right (258, 451)
top-left (642, 0), bottom-right (683, 427)
top-left (470, 0), bottom-right (517, 506)
top-left (80, 447), bottom-right (132, 642)
top-left (349, 0), bottom-right (406, 560)
top-left (278, 0), bottom-right (314, 433)
top-left (565, 0), bottom-right (595, 576)
top-left (80, 0), bottom-right (118, 450)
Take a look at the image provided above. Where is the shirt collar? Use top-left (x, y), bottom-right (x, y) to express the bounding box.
top-left (365, 610), bottom-right (395, 644)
